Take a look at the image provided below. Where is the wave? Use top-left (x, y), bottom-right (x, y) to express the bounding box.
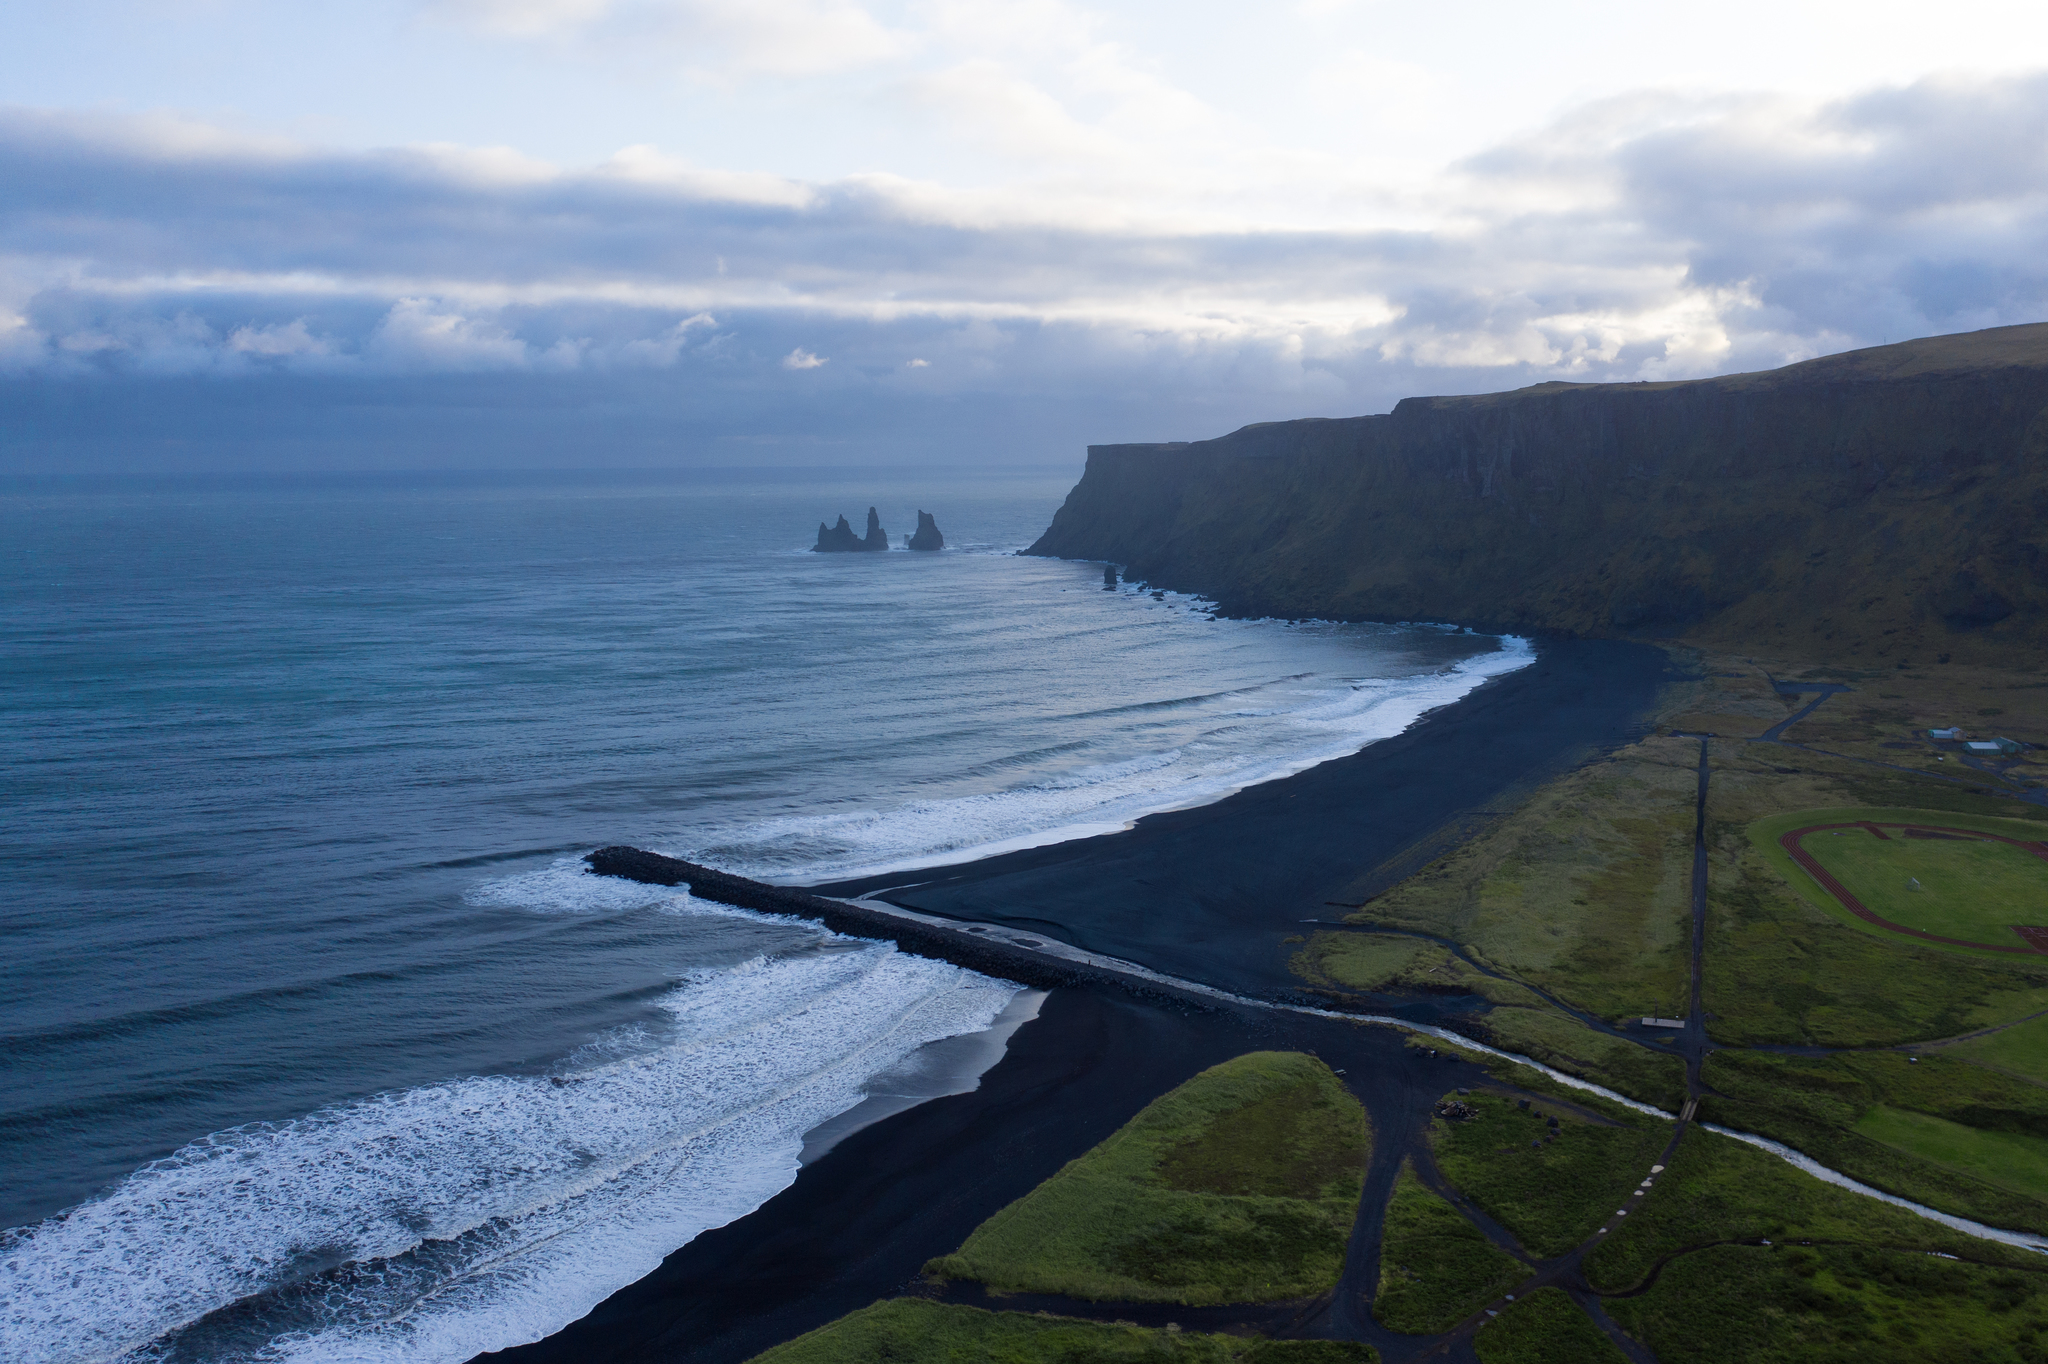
top-left (692, 635), bottom-right (1536, 884)
top-left (0, 912), bottom-right (1021, 1364)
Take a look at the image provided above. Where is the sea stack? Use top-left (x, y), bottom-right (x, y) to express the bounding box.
top-left (813, 508), bottom-right (890, 552)
top-left (906, 511), bottom-right (945, 551)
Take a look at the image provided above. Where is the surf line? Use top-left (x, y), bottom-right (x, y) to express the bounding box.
top-left (583, 846), bottom-right (2048, 1257)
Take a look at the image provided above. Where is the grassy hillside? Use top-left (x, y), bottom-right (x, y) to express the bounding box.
top-left (924, 1051), bottom-right (1369, 1305)
top-left (1026, 323), bottom-right (2048, 664)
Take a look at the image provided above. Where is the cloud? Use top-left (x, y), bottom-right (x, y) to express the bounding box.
top-left (370, 299), bottom-right (534, 369)
top-left (6, 74), bottom-right (2048, 464)
top-left (424, 0), bottom-right (910, 76)
top-left (229, 318), bottom-right (329, 358)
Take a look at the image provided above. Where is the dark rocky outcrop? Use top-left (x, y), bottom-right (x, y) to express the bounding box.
top-left (1026, 322), bottom-right (2048, 663)
top-left (906, 510), bottom-right (945, 551)
top-left (814, 507), bottom-right (890, 552)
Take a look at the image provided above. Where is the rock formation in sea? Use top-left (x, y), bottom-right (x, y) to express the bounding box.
top-left (814, 508), bottom-right (890, 552)
top-left (906, 511), bottom-right (945, 551)
top-left (1026, 322), bottom-right (2048, 663)
top-left (1104, 563), bottom-right (1119, 590)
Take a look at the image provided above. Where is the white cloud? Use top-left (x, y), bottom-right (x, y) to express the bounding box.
top-left (8, 75), bottom-right (2048, 398)
top-left (369, 299), bottom-right (531, 369)
top-left (425, 0), bottom-right (910, 77)
top-left (426, 0), bottom-right (616, 37)
top-left (229, 319), bottom-right (329, 357)
top-left (616, 311), bottom-right (719, 365)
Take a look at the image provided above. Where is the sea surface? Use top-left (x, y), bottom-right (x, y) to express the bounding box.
top-left (0, 467), bottom-right (1527, 1362)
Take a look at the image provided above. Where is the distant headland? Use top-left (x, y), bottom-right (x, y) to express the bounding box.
top-left (1027, 321), bottom-right (2048, 665)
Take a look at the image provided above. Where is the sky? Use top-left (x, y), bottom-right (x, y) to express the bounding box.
top-left (6, 0), bottom-right (2048, 469)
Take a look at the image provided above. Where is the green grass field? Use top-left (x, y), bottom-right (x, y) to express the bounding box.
top-left (1696, 1049), bottom-right (2048, 1232)
top-left (1473, 1007), bottom-right (1687, 1112)
top-left (1749, 808), bottom-right (2048, 957)
top-left (1855, 1105), bottom-right (2048, 1201)
top-left (1473, 1288), bottom-right (1626, 1364)
top-left (1583, 1122), bottom-right (2043, 1294)
top-left (924, 1052), bottom-right (1369, 1305)
top-left (1946, 1012), bottom-right (2048, 1084)
top-left (1290, 932), bottom-right (1450, 994)
top-left (1428, 1091), bottom-right (1668, 1258)
top-left (1371, 1160), bottom-right (1526, 1333)
top-left (1603, 1243), bottom-right (2048, 1364)
top-left (744, 1299), bottom-right (1380, 1363)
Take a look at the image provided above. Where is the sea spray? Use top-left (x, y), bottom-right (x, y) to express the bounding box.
top-left (694, 635), bottom-right (1536, 884)
top-left (0, 926), bottom-right (1021, 1364)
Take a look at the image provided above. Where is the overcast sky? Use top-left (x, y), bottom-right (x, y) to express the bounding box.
top-left (7, 0), bottom-right (2048, 469)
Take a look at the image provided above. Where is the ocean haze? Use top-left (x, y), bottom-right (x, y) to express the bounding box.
top-left (0, 466), bottom-right (1518, 1361)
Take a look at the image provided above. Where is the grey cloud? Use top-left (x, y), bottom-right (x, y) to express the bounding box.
top-left (6, 76), bottom-right (2048, 468)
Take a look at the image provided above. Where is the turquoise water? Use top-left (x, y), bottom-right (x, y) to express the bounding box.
top-left (0, 469), bottom-right (1518, 1361)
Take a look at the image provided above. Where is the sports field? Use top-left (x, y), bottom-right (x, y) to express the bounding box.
top-left (1751, 808), bottom-right (2048, 956)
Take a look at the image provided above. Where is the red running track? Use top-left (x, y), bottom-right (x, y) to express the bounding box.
top-left (1778, 822), bottom-right (2048, 954)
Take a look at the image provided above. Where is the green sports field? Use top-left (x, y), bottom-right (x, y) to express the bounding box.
top-left (1750, 808), bottom-right (2048, 956)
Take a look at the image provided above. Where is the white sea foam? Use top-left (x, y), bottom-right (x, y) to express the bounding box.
top-left (703, 636), bottom-right (1535, 883)
top-left (0, 935), bottom-right (1020, 1364)
top-left (462, 857), bottom-right (692, 915)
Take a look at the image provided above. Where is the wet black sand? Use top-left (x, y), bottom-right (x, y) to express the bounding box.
top-left (482, 637), bottom-right (1671, 1363)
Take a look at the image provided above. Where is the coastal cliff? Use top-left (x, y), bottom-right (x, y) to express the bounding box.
top-left (1027, 323), bottom-right (2048, 662)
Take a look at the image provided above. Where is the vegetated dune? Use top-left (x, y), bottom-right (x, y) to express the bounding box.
top-left (1026, 322), bottom-right (2048, 663)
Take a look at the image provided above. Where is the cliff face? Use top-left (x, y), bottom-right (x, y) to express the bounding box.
top-left (1026, 323), bottom-right (2048, 663)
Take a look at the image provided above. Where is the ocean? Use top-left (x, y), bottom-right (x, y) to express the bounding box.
top-left (0, 468), bottom-right (1527, 1362)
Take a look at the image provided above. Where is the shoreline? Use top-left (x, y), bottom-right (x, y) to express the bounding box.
top-left (480, 637), bottom-right (1675, 1363)
top-left (818, 637), bottom-right (1672, 999)
top-left (770, 629), bottom-right (1536, 890)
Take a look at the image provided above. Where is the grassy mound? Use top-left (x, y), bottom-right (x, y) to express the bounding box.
top-left (744, 1299), bottom-right (1380, 1363)
top-left (1372, 1160), bottom-right (1526, 1333)
top-left (1473, 1288), bottom-right (1626, 1364)
top-left (1291, 932), bottom-right (1452, 994)
top-left (925, 1052), bottom-right (1369, 1305)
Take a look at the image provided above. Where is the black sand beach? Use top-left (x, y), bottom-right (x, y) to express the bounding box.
top-left (483, 636), bottom-right (1671, 1364)
top-left (487, 988), bottom-right (1509, 1364)
top-left (822, 637), bottom-right (1671, 997)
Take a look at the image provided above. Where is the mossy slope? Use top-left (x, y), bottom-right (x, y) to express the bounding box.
top-left (927, 1052), bottom-right (1369, 1305)
top-left (745, 1299), bottom-right (1379, 1364)
top-left (1372, 1160), bottom-right (1525, 1333)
